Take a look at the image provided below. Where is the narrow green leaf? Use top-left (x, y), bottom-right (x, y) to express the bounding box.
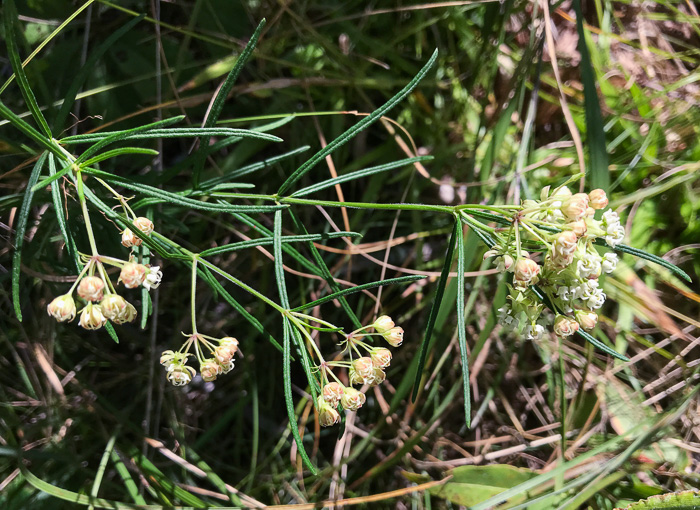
top-left (577, 328), bottom-right (628, 361)
top-left (3, 0), bottom-right (52, 138)
top-left (110, 450), bottom-right (146, 505)
top-left (282, 318), bottom-right (317, 475)
top-left (104, 321), bottom-right (120, 343)
top-left (277, 49), bottom-right (439, 195)
top-left (54, 15), bottom-right (145, 131)
top-left (200, 146), bottom-right (310, 188)
top-left (290, 156), bottom-right (433, 197)
top-left (199, 231), bottom-right (361, 257)
top-left (12, 152), bottom-right (48, 321)
top-left (47, 155), bottom-right (79, 270)
top-left (82, 167), bottom-right (286, 214)
top-left (201, 266), bottom-right (284, 354)
top-left (290, 275), bottom-right (426, 312)
top-left (455, 219), bottom-right (472, 427)
top-left (598, 241), bottom-right (692, 283)
top-left (412, 220), bottom-right (459, 401)
top-left (31, 163), bottom-right (73, 192)
top-left (61, 127), bottom-right (281, 144)
top-left (81, 147), bottom-right (159, 167)
top-left (0, 99), bottom-right (62, 155)
top-left (573, 0), bottom-right (609, 191)
top-left (193, 19), bottom-right (267, 188)
top-left (74, 116), bottom-right (185, 163)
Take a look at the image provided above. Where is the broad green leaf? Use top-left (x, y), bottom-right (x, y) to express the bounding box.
top-left (277, 49), bottom-right (439, 195)
top-left (12, 152), bottom-right (48, 321)
top-left (431, 465), bottom-right (537, 507)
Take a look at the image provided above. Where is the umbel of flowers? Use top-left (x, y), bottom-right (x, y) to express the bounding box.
top-left (46, 216), bottom-right (161, 330)
top-left (484, 187), bottom-right (623, 340)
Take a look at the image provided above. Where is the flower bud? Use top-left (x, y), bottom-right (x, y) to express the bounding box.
top-left (121, 228), bottom-right (142, 248)
top-left (373, 315), bottom-right (395, 334)
top-left (567, 220), bottom-right (587, 237)
top-left (496, 254), bottom-right (514, 273)
top-left (561, 193), bottom-right (590, 221)
top-left (553, 315), bottom-right (579, 337)
top-left (370, 347), bottom-right (392, 368)
top-left (47, 294), bottom-right (76, 322)
top-left (132, 217), bottom-right (154, 235)
top-left (160, 350), bottom-right (178, 366)
top-left (384, 327), bottom-right (404, 347)
top-left (514, 258), bottom-right (540, 287)
top-left (323, 382), bottom-right (344, 407)
top-left (120, 302), bottom-right (138, 323)
top-left (552, 186), bottom-right (572, 198)
top-left (143, 266), bottom-right (162, 290)
top-left (341, 387), bottom-right (366, 411)
top-left (79, 303), bottom-right (107, 330)
top-left (200, 359), bottom-right (222, 382)
top-left (77, 276), bottom-right (105, 302)
top-left (353, 357), bottom-right (375, 384)
top-left (120, 263), bottom-right (147, 288)
top-left (317, 397), bottom-right (341, 427)
top-left (588, 189), bottom-right (609, 210)
top-left (577, 311), bottom-right (598, 330)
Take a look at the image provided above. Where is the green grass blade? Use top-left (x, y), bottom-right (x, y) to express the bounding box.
top-left (289, 275), bottom-right (426, 312)
top-left (3, 0), bottom-right (52, 138)
top-left (573, 0), bottom-right (609, 191)
top-left (455, 219), bottom-right (471, 427)
top-left (109, 450), bottom-right (146, 505)
top-left (276, 49), bottom-right (438, 195)
top-left (412, 220), bottom-right (459, 401)
top-left (88, 434), bottom-right (118, 510)
top-left (282, 318), bottom-right (317, 475)
top-left (53, 14), bottom-right (144, 132)
top-left (290, 156), bottom-right (433, 197)
top-left (576, 328), bottom-right (628, 361)
top-left (12, 152), bottom-right (48, 321)
top-left (192, 19), bottom-right (267, 188)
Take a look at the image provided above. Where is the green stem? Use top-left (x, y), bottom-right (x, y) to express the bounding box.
top-left (93, 176), bottom-right (137, 220)
top-left (67, 259), bottom-right (93, 294)
top-left (191, 258), bottom-right (198, 334)
top-left (287, 315), bottom-right (326, 363)
top-left (77, 177), bottom-right (100, 256)
top-left (279, 196), bottom-right (454, 214)
top-left (520, 220), bottom-right (551, 247)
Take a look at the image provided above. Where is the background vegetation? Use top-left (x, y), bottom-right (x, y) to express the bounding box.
top-left (1, 0), bottom-right (699, 508)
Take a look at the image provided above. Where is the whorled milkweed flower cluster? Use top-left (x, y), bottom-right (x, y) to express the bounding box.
top-left (483, 186), bottom-right (623, 340)
top-left (160, 336), bottom-right (239, 386)
top-left (46, 217), bottom-right (161, 330)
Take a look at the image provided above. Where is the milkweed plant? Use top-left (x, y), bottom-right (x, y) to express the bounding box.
top-left (5, 10), bottom-right (691, 474)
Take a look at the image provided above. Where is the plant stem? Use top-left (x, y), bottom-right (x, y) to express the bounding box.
top-left (279, 196), bottom-right (454, 214)
top-left (191, 258), bottom-right (198, 334)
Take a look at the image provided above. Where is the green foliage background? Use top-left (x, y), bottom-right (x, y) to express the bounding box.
top-left (1, 0), bottom-right (699, 508)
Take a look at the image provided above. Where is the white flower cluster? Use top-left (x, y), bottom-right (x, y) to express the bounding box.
top-left (487, 187), bottom-right (624, 340)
